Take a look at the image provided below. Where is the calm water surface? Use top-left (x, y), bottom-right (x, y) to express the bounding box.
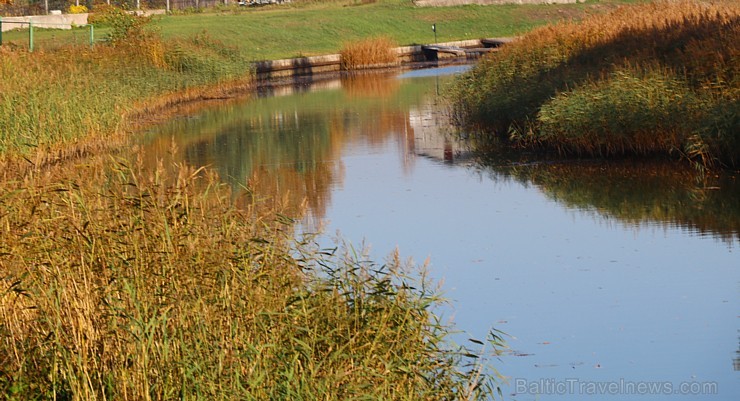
top-left (139, 66), bottom-right (740, 400)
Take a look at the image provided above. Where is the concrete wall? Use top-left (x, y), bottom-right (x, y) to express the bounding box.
top-left (256, 38), bottom-right (511, 79)
top-left (414, 0), bottom-right (582, 6)
top-left (1, 10), bottom-right (166, 32)
top-left (1, 13), bottom-right (88, 32)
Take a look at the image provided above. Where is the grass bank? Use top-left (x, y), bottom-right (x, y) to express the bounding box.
top-left (450, 0), bottom-right (739, 169)
top-left (0, 0), bottom-right (637, 166)
top-left (1, 1), bottom-right (638, 57)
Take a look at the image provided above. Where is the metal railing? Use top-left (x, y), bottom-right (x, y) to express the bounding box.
top-left (0, 18), bottom-right (94, 51)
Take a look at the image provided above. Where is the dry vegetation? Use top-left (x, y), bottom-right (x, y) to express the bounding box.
top-left (451, 0), bottom-right (740, 168)
top-left (0, 9), bottom-right (252, 170)
top-left (0, 152), bottom-right (504, 399)
top-left (340, 36), bottom-right (399, 71)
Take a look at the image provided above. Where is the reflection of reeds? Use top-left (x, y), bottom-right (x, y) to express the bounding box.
top-left (495, 160), bottom-right (740, 243)
top-left (340, 36), bottom-right (399, 71)
top-left (341, 72), bottom-right (401, 98)
top-left (452, 0), bottom-right (740, 168)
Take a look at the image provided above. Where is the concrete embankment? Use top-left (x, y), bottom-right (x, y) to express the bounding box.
top-left (255, 38), bottom-right (513, 79)
top-left (0, 10), bottom-right (166, 32)
top-left (1, 13), bottom-right (89, 31)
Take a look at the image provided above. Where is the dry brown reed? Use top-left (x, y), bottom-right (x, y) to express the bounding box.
top-left (340, 36), bottom-right (399, 71)
top-left (0, 152), bottom-right (503, 399)
top-left (0, 18), bottom-right (254, 176)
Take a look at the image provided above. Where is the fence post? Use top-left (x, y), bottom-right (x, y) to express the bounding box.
top-left (89, 24), bottom-right (94, 49)
top-left (0, 17), bottom-right (3, 47)
top-left (29, 21), bottom-right (34, 52)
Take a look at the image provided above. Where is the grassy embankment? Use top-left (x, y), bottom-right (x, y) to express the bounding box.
top-left (0, 7), bottom-right (254, 166)
top-left (451, 0), bottom-right (740, 169)
top-left (0, 2), bottom-right (522, 399)
top-left (2, 0), bottom-right (639, 57)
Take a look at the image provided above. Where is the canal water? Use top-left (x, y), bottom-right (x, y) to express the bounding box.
top-left (138, 66), bottom-right (739, 400)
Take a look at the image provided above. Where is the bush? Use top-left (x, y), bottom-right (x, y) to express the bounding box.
top-left (69, 4), bottom-right (88, 13)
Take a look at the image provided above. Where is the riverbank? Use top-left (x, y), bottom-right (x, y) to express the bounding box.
top-left (450, 0), bottom-right (739, 169)
top-left (0, 0), bottom-right (641, 166)
top-left (0, 3), bottom-right (518, 399)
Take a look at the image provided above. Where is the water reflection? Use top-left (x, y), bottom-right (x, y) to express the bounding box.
top-left (475, 160), bottom-right (740, 243)
top-left (139, 69), bottom-right (739, 242)
top-left (138, 68), bottom-right (472, 222)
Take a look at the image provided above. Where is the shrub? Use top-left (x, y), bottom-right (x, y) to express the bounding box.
top-left (68, 4), bottom-right (88, 14)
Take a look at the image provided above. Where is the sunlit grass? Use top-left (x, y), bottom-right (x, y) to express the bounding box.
top-left (0, 28), bottom-right (252, 165)
top-left (1, 0), bottom-right (637, 58)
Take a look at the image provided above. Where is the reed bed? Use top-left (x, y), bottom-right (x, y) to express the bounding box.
top-left (0, 11), bottom-right (252, 169)
top-left (340, 36), bottom-right (399, 71)
top-left (0, 157), bottom-right (503, 400)
top-left (451, 0), bottom-right (740, 168)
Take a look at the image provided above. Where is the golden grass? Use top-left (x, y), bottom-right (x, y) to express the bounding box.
top-left (0, 153), bottom-right (503, 399)
top-left (0, 22), bottom-right (253, 175)
top-left (340, 36), bottom-right (399, 71)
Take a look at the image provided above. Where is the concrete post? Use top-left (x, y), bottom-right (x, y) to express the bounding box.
top-left (29, 21), bottom-right (33, 52)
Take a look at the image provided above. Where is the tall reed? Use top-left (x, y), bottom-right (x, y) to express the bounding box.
top-left (0, 155), bottom-right (503, 400)
top-left (340, 36), bottom-right (399, 71)
top-left (451, 0), bottom-right (740, 168)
